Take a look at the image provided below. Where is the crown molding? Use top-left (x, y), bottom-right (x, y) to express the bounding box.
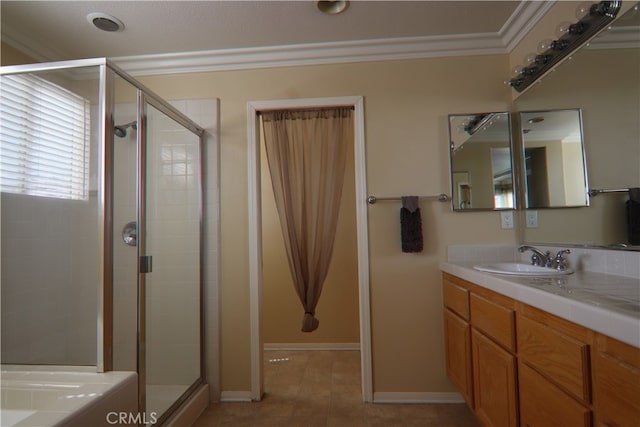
top-left (111, 33), bottom-right (509, 76)
top-left (2, 1), bottom-right (550, 76)
top-left (500, 0), bottom-right (556, 52)
top-left (587, 26), bottom-right (640, 50)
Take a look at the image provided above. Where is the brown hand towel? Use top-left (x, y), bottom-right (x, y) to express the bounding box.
top-left (401, 196), bottom-right (423, 253)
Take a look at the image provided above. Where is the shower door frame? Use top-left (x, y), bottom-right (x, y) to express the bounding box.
top-left (109, 60), bottom-right (207, 423)
top-left (0, 57), bottom-right (207, 424)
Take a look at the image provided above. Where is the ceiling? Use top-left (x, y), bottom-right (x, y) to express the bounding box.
top-left (1, 1), bottom-right (547, 74)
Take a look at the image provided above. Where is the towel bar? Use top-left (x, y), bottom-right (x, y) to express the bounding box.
top-left (367, 194), bottom-right (450, 204)
top-left (588, 188), bottom-right (630, 196)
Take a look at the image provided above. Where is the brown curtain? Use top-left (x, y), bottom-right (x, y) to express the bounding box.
top-left (261, 107), bottom-right (353, 332)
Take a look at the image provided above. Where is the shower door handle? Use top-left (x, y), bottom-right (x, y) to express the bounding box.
top-left (139, 256), bottom-right (153, 274)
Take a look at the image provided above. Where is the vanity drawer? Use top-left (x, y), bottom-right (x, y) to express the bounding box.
top-left (443, 279), bottom-right (469, 320)
top-left (518, 314), bottom-right (591, 403)
top-left (470, 292), bottom-right (516, 352)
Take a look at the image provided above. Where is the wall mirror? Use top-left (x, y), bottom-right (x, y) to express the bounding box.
top-left (520, 109), bottom-right (589, 208)
top-left (513, 2), bottom-right (640, 249)
top-left (448, 112), bottom-right (515, 211)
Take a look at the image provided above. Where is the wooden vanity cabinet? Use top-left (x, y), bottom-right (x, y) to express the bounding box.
top-left (442, 272), bottom-right (640, 427)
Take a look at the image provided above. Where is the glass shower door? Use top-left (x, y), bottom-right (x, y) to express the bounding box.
top-left (140, 101), bottom-right (202, 421)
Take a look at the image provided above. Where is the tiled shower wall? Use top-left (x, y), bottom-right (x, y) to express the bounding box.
top-left (1, 167), bottom-right (99, 364)
top-left (1, 87), bottom-right (102, 365)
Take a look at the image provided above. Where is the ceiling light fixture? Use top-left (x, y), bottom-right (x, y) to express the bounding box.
top-left (316, 0), bottom-right (349, 15)
top-left (87, 12), bottom-right (125, 32)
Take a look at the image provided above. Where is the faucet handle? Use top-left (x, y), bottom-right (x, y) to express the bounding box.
top-left (552, 249), bottom-right (571, 270)
top-left (530, 252), bottom-right (543, 266)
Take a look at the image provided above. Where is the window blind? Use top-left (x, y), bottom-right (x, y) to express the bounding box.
top-left (0, 73), bottom-right (90, 200)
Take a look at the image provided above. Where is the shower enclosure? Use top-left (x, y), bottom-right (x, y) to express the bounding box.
top-left (1, 58), bottom-right (206, 425)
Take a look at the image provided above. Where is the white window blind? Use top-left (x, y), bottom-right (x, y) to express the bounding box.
top-left (0, 73), bottom-right (90, 200)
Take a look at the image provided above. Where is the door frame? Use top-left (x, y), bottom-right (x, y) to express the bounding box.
top-left (247, 96), bottom-right (372, 402)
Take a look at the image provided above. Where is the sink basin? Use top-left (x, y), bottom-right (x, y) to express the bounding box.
top-left (474, 262), bottom-right (574, 276)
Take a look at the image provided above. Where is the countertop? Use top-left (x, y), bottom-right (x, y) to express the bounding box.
top-left (441, 261), bottom-right (640, 348)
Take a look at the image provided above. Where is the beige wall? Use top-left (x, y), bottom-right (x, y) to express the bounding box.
top-left (1, 42), bottom-right (37, 65)
top-left (132, 55), bottom-right (516, 393)
top-left (261, 125), bottom-right (360, 345)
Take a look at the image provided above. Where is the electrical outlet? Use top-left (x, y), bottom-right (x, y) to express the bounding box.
top-left (500, 211), bottom-right (514, 229)
top-left (526, 210), bottom-right (538, 228)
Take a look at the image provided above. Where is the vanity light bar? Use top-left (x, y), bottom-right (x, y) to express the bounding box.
top-left (508, 1), bottom-right (622, 92)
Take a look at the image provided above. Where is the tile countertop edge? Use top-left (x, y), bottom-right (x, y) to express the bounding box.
top-left (440, 262), bottom-right (640, 349)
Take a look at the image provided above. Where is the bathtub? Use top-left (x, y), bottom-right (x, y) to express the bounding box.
top-left (1, 366), bottom-right (137, 427)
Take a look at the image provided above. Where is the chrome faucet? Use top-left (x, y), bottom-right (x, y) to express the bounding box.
top-left (518, 245), bottom-right (571, 271)
top-left (518, 245), bottom-right (551, 267)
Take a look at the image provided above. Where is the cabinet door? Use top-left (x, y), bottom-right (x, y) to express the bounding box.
top-left (444, 309), bottom-right (474, 407)
top-left (519, 362), bottom-right (591, 427)
top-left (593, 335), bottom-right (640, 427)
top-left (472, 329), bottom-right (518, 427)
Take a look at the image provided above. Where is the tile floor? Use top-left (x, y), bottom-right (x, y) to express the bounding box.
top-left (191, 350), bottom-right (479, 427)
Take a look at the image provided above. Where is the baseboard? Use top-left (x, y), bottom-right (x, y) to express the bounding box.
top-left (220, 391), bottom-right (253, 402)
top-left (373, 392), bottom-right (465, 404)
top-left (264, 342), bottom-right (360, 351)
top-left (221, 390), bottom-right (463, 404)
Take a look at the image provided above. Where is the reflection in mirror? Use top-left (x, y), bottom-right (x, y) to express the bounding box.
top-left (514, 2), bottom-right (639, 249)
top-left (521, 109), bottom-right (589, 208)
top-left (448, 113), bottom-right (514, 211)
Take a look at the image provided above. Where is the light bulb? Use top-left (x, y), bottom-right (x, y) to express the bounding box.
top-left (511, 65), bottom-right (524, 77)
top-left (556, 21), bottom-right (572, 38)
top-left (575, 2), bottom-right (593, 20)
top-left (537, 39), bottom-right (554, 53)
top-left (525, 53), bottom-right (537, 65)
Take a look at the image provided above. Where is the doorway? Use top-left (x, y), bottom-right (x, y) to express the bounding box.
top-left (247, 96), bottom-right (372, 402)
